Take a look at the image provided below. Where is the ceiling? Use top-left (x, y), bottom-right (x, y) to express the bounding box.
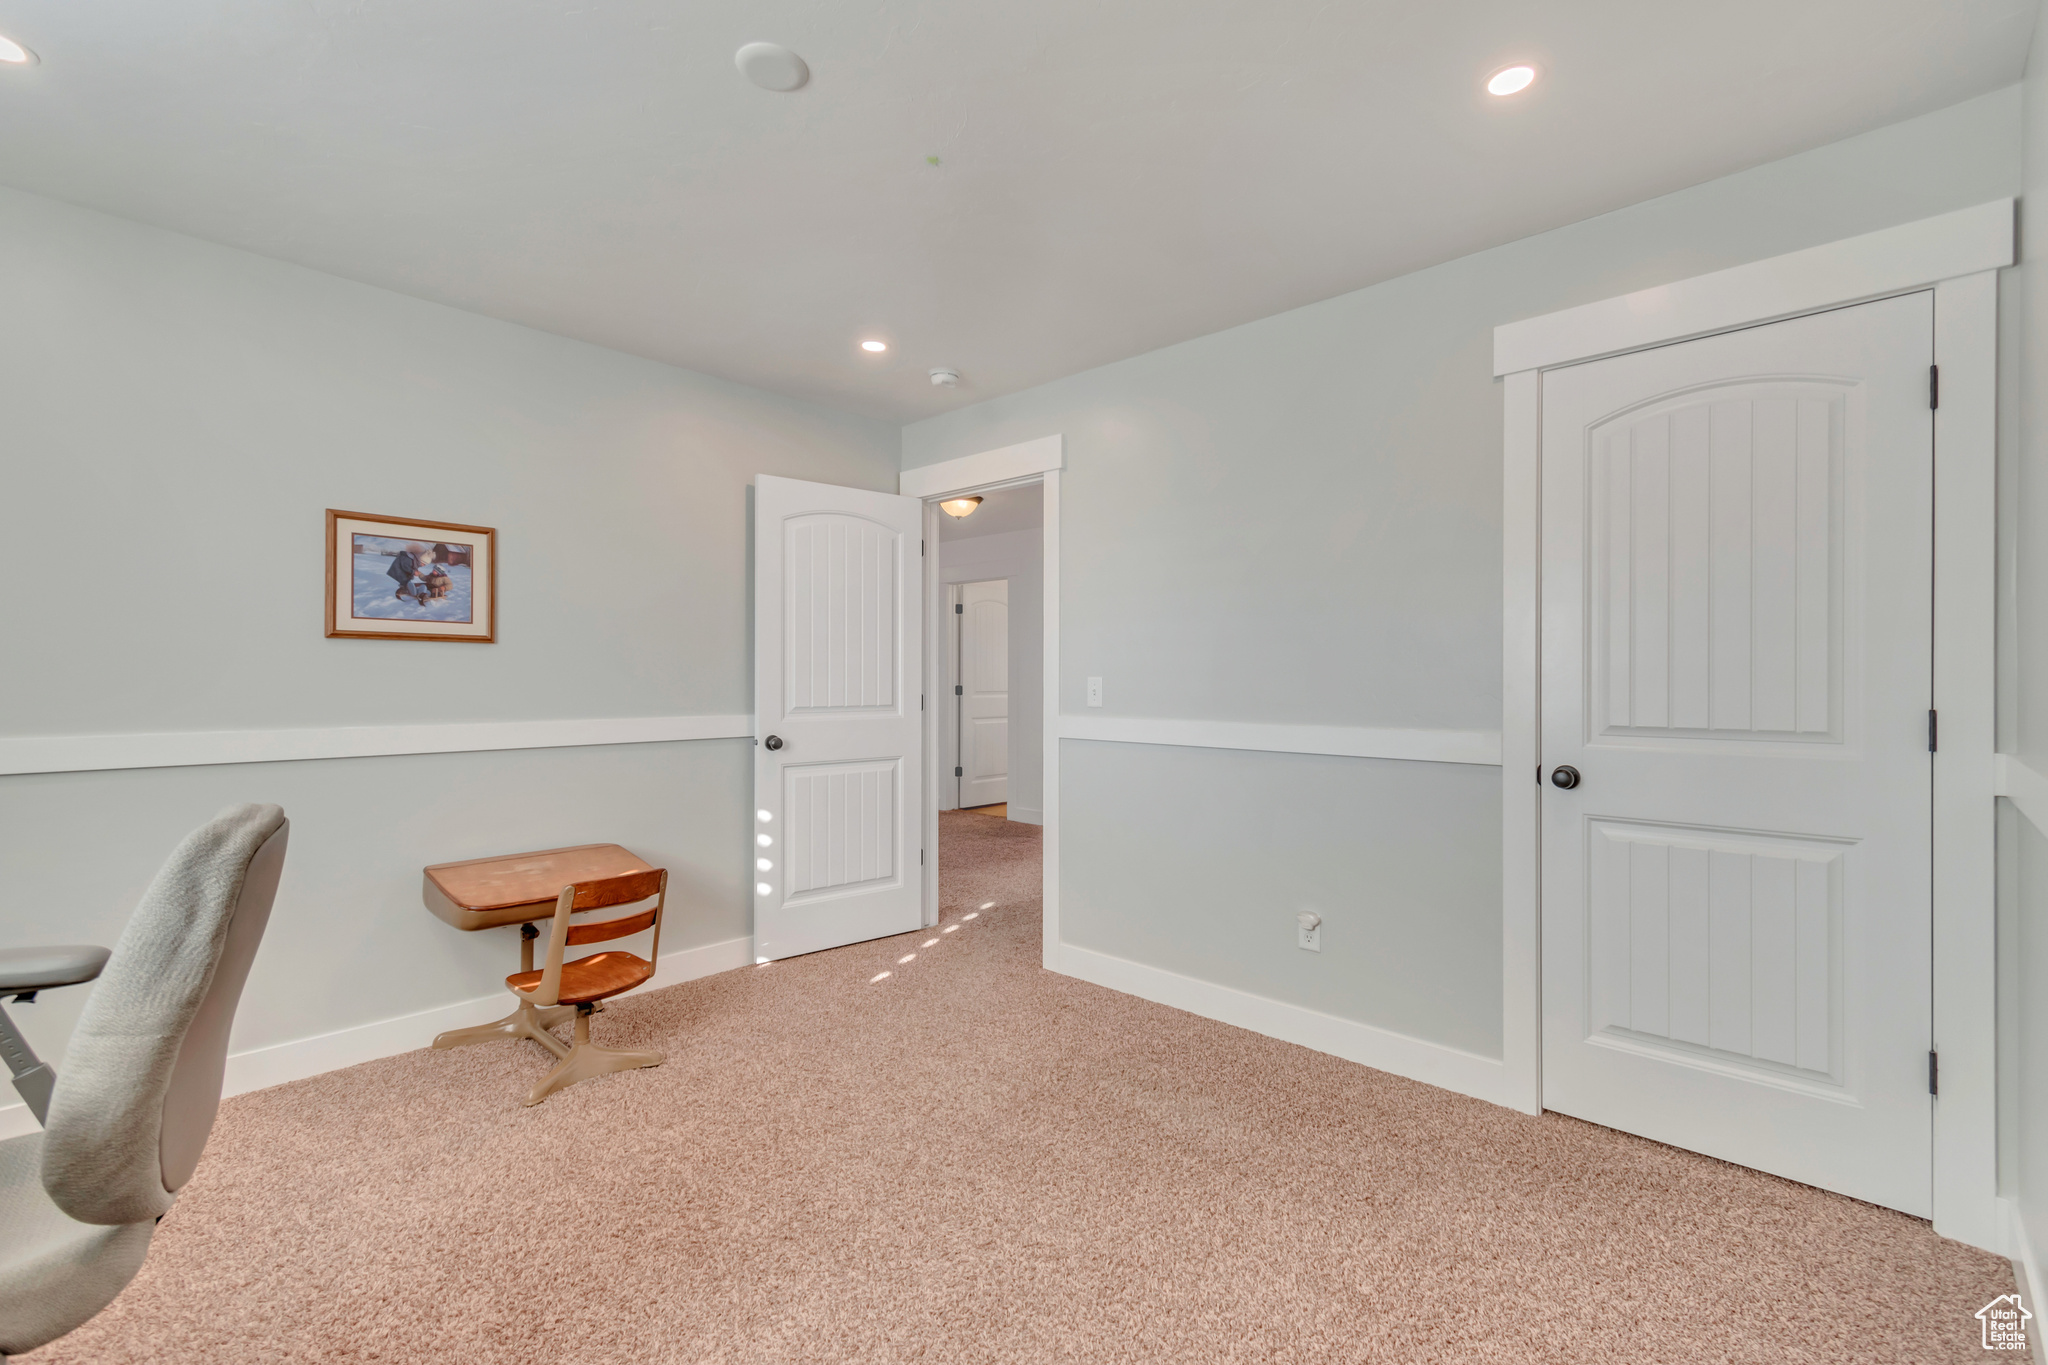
top-left (939, 483), bottom-right (1043, 541)
top-left (0, 1), bottom-right (2032, 422)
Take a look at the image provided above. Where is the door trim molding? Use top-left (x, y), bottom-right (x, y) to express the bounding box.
top-left (1497, 214), bottom-right (2009, 1252)
top-left (900, 435), bottom-right (1064, 499)
top-left (0, 714), bottom-right (754, 776)
top-left (1492, 199), bottom-right (2013, 376)
top-left (1057, 715), bottom-right (1502, 766)
top-left (914, 447), bottom-right (1061, 962)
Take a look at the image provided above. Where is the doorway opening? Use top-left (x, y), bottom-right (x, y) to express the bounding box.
top-left (923, 477), bottom-right (1050, 933)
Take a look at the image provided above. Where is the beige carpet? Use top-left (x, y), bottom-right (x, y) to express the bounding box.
top-left (25, 812), bottom-right (2016, 1363)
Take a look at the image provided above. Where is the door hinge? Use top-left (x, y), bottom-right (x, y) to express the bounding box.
top-left (1928, 709), bottom-right (1938, 753)
top-left (955, 602), bottom-right (964, 614)
top-left (1929, 1050), bottom-right (1939, 1096)
top-left (1929, 364), bottom-right (1939, 410)
top-left (920, 849), bottom-right (925, 865)
top-left (922, 539), bottom-right (926, 556)
top-left (954, 684), bottom-right (963, 695)
top-left (954, 766), bottom-right (964, 777)
top-left (921, 694), bottom-right (925, 711)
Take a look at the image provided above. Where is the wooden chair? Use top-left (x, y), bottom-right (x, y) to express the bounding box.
top-left (504, 868), bottom-right (667, 1106)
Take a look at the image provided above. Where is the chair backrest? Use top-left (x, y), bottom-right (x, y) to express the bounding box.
top-left (530, 868), bottom-right (666, 1008)
top-left (40, 804), bottom-right (288, 1226)
top-left (563, 868), bottom-right (666, 947)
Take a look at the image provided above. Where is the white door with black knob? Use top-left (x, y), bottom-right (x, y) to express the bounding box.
top-left (1540, 292), bottom-right (1934, 1216)
top-left (954, 578), bottom-right (1010, 808)
top-left (752, 474), bottom-right (925, 960)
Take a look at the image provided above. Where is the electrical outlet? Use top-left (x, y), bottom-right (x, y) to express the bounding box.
top-left (1296, 912), bottom-right (1322, 952)
top-left (1086, 676), bottom-right (1103, 707)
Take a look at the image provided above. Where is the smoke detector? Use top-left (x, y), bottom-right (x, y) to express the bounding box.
top-left (929, 368), bottom-right (960, 388)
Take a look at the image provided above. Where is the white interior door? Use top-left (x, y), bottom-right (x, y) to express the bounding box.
top-left (753, 474), bottom-right (924, 960)
top-left (1540, 292), bottom-right (1934, 1215)
top-left (956, 579), bottom-right (1009, 807)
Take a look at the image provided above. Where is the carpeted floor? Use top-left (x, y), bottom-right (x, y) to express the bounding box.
top-left (25, 811), bottom-right (2018, 1363)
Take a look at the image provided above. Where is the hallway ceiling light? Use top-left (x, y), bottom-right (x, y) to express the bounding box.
top-left (1487, 65), bottom-right (1536, 96)
top-left (0, 33), bottom-right (36, 64)
top-left (860, 339), bottom-right (888, 353)
top-left (735, 42), bottom-right (809, 92)
top-left (939, 496), bottom-right (983, 518)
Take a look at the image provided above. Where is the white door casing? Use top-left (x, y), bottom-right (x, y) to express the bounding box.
top-left (956, 579), bottom-right (1009, 807)
top-left (753, 474), bottom-right (925, 960)
top-left (1539, 293), bottom-right (1934, 1215)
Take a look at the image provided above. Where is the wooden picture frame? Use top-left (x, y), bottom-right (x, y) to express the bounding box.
top-left (325, 509), bottom-right (497, 643)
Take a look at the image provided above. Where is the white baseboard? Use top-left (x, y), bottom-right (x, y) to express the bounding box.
top-left (0, 935), bottom-right (751, 1141)
top-left (2003, 1197), bottom-right (2048, 1327)
top-left (1054, 944), bottom-right (1510, 1108)
top-left (1007, 806), bottom-right (1044, 825)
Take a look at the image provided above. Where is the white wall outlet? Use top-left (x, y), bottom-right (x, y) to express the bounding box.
top-left (1086, 676), bottom-right (1103, 707)
top-left (1296, 911), bottom-right (1322, 952)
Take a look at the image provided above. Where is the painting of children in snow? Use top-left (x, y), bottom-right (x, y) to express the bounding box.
top-left (326, 510), bottom-right (496, 642)
top-left (359, 536), bottom-right (470, 619)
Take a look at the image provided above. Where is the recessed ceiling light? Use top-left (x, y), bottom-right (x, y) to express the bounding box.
top-left (0, 33), bottom-right (38, 65)
top-left (735, 42), bottom-right (809, 92)
top-left (860, 339), bottom-right (888, 353)
top-left (1487, 65), bottom-right (1536, 97)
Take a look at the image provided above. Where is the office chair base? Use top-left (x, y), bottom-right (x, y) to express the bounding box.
top-left (432, 1002), bottom-right (575, 1057)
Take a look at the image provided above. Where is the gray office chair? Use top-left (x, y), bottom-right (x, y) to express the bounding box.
top-left (0, 804), bottom-right (288, 1359)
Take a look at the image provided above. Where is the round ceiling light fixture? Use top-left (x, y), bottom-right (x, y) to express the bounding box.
top-left (860, 339), bottom-right (888, 353)
top-left (0, 32), bottom-right (38, 65)
top-left (939, 497), bottom-right (983, 519)
top-left (736, 42), bottom-right (809, 92)
top-left (1487, 64), bottom-right (1536, 97)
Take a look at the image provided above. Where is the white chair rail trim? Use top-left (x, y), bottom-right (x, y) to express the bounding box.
top-left (1057, 714), bottom-right (1503, 766)
top-left (1995, 753), bottom-right (2048, 842)
top-left (0, 714), bottom-right (755, 776)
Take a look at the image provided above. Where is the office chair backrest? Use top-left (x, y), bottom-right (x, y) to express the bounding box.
top-left (39, 804), bottom-right (289, 1226)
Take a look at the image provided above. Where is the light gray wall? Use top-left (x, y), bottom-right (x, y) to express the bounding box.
top-left (0, 187), bottom-right (897, 1073)
top-left (904, 87), bottom-right (2023, 1062)
top-left (937, 526), bottom-right (1045, 823)
top-left (2010, 16), bottom-right (2048, 1283)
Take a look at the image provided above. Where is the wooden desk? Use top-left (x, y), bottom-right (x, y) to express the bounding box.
top-left (422, 842), bottom-right (654, 1054)
top-left (424, 843), bottom-right (656, 932)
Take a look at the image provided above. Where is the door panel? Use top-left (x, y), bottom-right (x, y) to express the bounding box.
top-left (1540, 292), bottom-right (1933, 1216)
top-left (754, 475), bottom-right (923, 960)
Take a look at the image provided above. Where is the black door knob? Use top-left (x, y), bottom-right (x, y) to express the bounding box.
top-left (763, 735), bottom-right (784, 751)
top-left (1550, 765), bottom-right (1580, 789)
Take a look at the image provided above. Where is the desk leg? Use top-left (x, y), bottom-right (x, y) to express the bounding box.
top-left (432, 924), bottom-right (572, 1055)
top-left (433, 1001), bottom-right (573, 1056)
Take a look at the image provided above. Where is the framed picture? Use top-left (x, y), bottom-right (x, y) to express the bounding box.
top-left (325, 510), bottom-right (496, 643)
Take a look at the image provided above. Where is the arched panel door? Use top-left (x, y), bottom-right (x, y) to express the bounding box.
top-left (1540, 291), bottom-right (1934, 1215)
top-left (753, 475), bottom-right (925, 960)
